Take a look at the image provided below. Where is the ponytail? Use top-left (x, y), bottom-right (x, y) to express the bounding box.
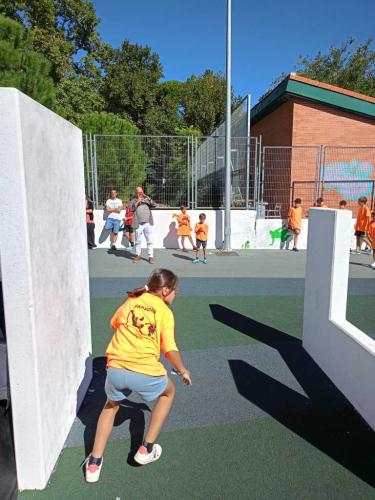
top-left (127, 286), bottom-right (148, 298)
top-left (127, 269), bottom-right (178, 298)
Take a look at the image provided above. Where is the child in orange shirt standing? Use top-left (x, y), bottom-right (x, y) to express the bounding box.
top-left (366, 211), bottom-right (375, 268)
top-left (193, 213), bottom-right (209, 264)
top-left (84, 269), bottom-right (191, 483)
top-left (172, 206), bottom-right (196, 251)
top-left (354, 196), bottom-right (371, 254)
top-left (288, 198), bottom-right (302, 252)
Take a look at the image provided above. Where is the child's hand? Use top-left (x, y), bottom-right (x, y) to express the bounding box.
top-left (181, 370), bottom-right (192, 386)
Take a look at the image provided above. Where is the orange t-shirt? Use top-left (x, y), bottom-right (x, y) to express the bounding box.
top-left (106, 293), bottom-right (178, 377)
top-left (355, 205), bottom-right (371, 232)
top-left (195, 222), bottom-right (208, 241)
top-left (176, 213), bottom-right (192, 236)
top-left (288, 206), bottom-right (302, 230)
top-left (367, 221), bottom-right (375, 249)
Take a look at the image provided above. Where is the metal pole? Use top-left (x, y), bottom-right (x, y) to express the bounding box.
top-left (187, 136), bottom-right (191, 208)
top-left (223, 0), bottom-right (232, 251)
top-left (245, 94), bottom-right (251, 210)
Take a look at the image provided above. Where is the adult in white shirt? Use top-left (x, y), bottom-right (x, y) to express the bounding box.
top-left (104, 189), bottom-right (123, 250)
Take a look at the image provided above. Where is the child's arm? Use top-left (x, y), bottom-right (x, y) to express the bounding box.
top-left (165, 351), bottom-right (192, 385)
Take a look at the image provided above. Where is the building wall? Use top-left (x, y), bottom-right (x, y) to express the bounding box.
top-left (0, 89), bottom-right (92, 490)
top-left (292, 98), bottom-right (375, 146)
top-left (251, 100), bottom-right (294, 146)
top-left (291, 99), bottom-right (375, 211)
top-left (252, 97), bottom-right (375, 213)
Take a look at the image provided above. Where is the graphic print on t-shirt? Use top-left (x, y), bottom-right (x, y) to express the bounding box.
top-left (127, 304), bottom-right (157, 340)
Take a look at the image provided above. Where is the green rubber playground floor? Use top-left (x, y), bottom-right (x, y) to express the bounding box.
top-left (20, 250), bottom-right (375, 500)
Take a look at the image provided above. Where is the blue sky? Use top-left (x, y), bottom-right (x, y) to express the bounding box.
top-left (92, 0), bottom-right (375, 104)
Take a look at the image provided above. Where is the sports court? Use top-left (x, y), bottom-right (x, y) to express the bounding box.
top-left (20, 249), bottom-right (375, 500)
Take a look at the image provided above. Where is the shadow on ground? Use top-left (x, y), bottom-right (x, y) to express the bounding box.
top-left (78, 357), bottom-right (150, 466)
top-left (210, 304), bottom-right (375, 488)
top-left (172, 253), bottom-right (194, 262)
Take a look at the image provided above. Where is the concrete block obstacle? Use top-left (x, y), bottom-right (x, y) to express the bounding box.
top-left (303, 208), bottom-right (375, 430)
top-left (0, 89), bottom-right (92, 489)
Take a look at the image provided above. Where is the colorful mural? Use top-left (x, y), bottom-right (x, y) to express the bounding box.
top-left (322, 160), bottom-right (374, 200)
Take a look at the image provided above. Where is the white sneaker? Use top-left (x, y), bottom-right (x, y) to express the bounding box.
top-left (134, 444), bottom-right (162, 465)
top-left (84, 455), bottom-right (103, 483)
top-left (371, 261), bottom-right (375, 269)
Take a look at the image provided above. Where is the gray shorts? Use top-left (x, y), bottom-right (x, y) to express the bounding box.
top-left (105, 367), bottom-right (168, 402)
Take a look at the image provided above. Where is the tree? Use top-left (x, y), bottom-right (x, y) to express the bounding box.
top-left (0, 1), bottom-right (105, 119)
top-left (265, 37), bottom-right (375, 99)
top-left (0, 14), bottom-right (55, 107)
top-left (296, 37), bottom-right (375, 96)
top-left (101, 40), bottom-right (163, 132)
top-left (182, 70), bottom-right (242, 136)
top-left (143, 80), bottom-right (185, 135)
top-left (78, 112), bottom-right (147, 204)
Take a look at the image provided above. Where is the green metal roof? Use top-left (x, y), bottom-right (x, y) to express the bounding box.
top-left (250, 77), bottom-right (375, 124)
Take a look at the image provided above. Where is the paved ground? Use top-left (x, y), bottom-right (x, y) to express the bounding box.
top-left (20, 249), bottom-right (375, 500)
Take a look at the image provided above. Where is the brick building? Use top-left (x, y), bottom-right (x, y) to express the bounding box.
top-left (250, 74), bottom-right (375, 215)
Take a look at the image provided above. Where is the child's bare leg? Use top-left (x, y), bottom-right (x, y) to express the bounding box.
top-left (294, 231), bottom-right (299, 248)
top-left (144, 379), bottom-right (175, 443)
top-left (203, 248), bottom-right (207, 260)
top-left (356, 236), bottom-right (361, 252)
top-left (91, 400), bottom-right (120, 458)
top-left (181, 236), bottom-right (186, 250)
top-left (189, 235), bottom-right (196, 248)
top-left (111, 232), bottom-right (118, 245)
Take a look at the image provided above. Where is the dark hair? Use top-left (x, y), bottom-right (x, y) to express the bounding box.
top-left (339, 199), bottom-right (347, 206)
top-left (180, 206), bottom-right (187, 210)
top-left (358, 196), bottom-right (367, 204)
top-left (199, 213), bottom-right (206, 219)
top-left (127, 269), bottom-right (178, 298)
top-left (316, 197), bottom-right (324, 203)
top-left (294, 198), bottom-right (302, 204)
top-left (372, 211), bottom-right (375, 216)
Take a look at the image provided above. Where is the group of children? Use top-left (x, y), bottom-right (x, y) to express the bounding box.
top-left (288, 196), bottom-right (375, 267)
top-left (172, 208), bottom-right (209, 264)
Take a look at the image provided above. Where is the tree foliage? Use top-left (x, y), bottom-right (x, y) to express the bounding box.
top-left (0, 14), bottom-right (55, 107)
top-left (101, 40), bottom-right (163, 132)
top-left (265, 37), bottom-right (375, 100)
top-left (296, 37), bottom-right (375, 96)
top-left (78, 112), bottom-right (147, 204)
top-left (0, 0), bottom-right (104, 119)
top-left (182, 70), bottom-right (241, 136)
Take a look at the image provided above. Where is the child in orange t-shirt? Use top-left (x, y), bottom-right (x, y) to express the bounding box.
top-left (172, 206), bottom-right (197, 251)
top-left (366, 211), bottom-right (375, 268)
top-left (339, 200), bottom-right (348, 210)
top-left (354, 196), bottom-right (371, 254)
top-left (288, 198), bottom-right (302, 252)
top-left (84, 269), bottom-right (192, 483)
top-left (193, 213), bottom-right (209, 264)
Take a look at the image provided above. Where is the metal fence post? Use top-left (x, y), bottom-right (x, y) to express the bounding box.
top-left (92, 135), bottom-right (99, 208)
top-left (245, 94), bottom-right (251, 210)
top-left (187, 136), bottom-right (190, 208)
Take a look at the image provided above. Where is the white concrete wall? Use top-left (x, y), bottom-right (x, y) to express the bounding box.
top-left (0, 89), bottom-right (92, 489)
top-left (303, 209), bottom-right (375, 430)
top-left (95, 209), bottom-right (256, 249)
top-left (93, 209), bottom-right (358, 250)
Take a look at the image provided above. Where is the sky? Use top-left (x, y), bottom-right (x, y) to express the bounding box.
top-left (92, 0), bottom-right (375, 104)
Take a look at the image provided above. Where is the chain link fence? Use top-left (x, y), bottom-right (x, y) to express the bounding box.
top-left (260, 146), bottom-right (375, 217)
top-left (84, 135), bottom-right (375, 217)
